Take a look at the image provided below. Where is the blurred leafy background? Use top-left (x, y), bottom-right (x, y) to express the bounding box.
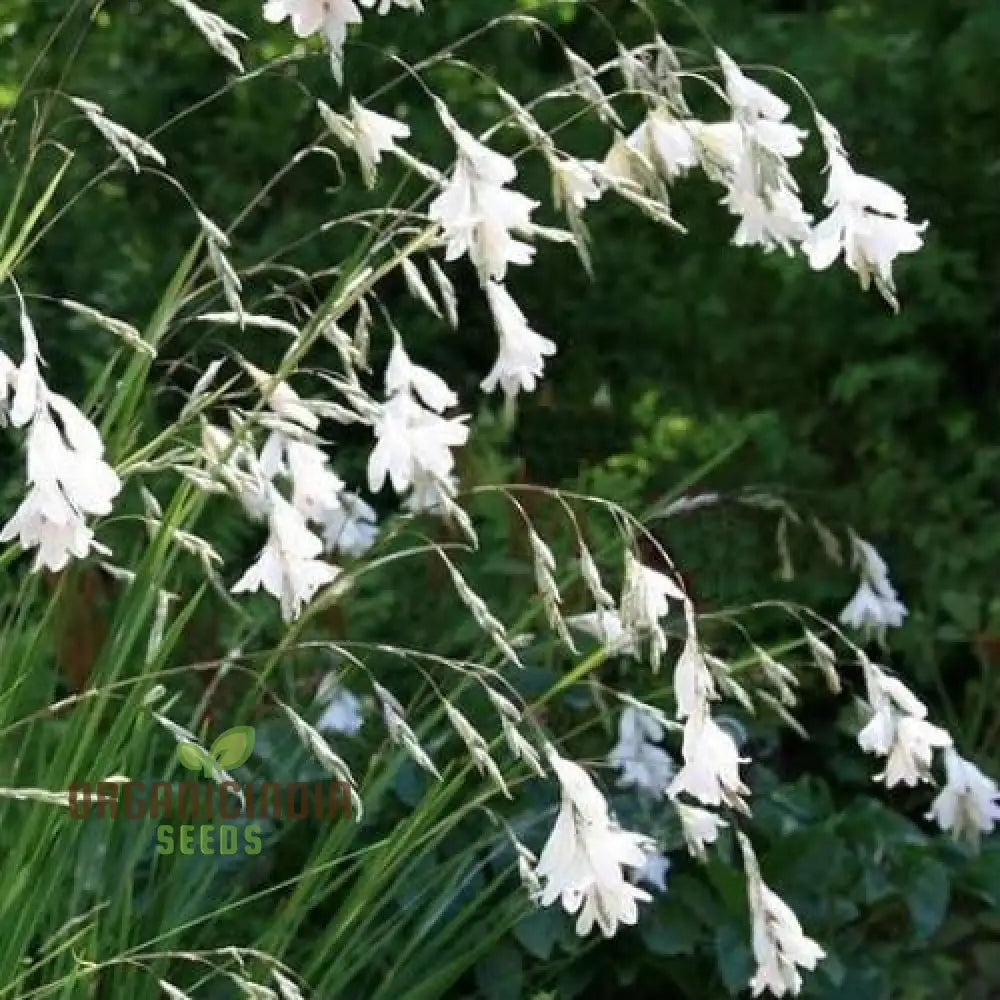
top-left (1, 0), bottom-right (998, 998)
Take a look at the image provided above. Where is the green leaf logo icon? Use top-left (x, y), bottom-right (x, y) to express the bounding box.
top-left (177, 742), bottom-right (207, 772)
top-left (211, 726), bottom-right (255, 770)
top-left (176, 726), bottom-right (255, 778)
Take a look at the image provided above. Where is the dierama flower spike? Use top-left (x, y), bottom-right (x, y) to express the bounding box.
top-left (739, 833), bottom-right (826, 997)
top-left (429, 101), bottom-right (541, 285)
top-left (535, 746), bottom-right (655, 937)
top-left (367, 344), bottom-right (468, 499)
top-left (806, 115), bottom-right (926, 310)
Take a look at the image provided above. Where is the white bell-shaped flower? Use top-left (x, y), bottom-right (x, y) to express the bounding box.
top-left (480, 282), bottom-right (556, 398)
top-left (608, 704), bottom-right (675, 796)
top-left (857, 659), bottom-right (951, 787)
top-left (535, 746), bottom-right (654, 937)
top-left (739, 833), bottom-right (826, 997)
top-left (232, 487), bottom-right (339, 621)
top-left (349, 97), bottom-right (410, 188)
top-left (928, 747), bottom-right (1000, 847)
top-left (668, 702), bottom-right (750, 811)
top-left (675, 802), bottom-right (727, 861)
top-left (429, 103), bottom-right (540, 284)
top-left (806, 115), bottom-right (926, 309)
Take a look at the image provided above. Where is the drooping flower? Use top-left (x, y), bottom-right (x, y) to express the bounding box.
top-left (237, 365), bottom-right (382, 565)
top-left (262, 0), bottom-right (421, 82)
top-left (697, 118), bottom-right (810, 255)
top-left (535, 746), bottom-right (654, 937)
top-left (566, 609), bottom-right (639, 658)
top-left (672, 632), bottom-right (717, 720)
top-left (839, 580), bottom-right (907, 634)
top-left (668, 702), bottom-right (750, 811)
top-left (549, 155), bottom-right (605, 213)
top-left (716, 50), bottom-right (789, 121)
top-left (480, 282), bottom-right (556, 398)
top-left (602, 130), bottom-right (658, 195)
top-left (317, 680), bottom-right (365, 736)
top-left (721, 160), bottom-right (813, 255)
top-left (367, 343), bottom-right (468, 500)
top-left (0, 303), bottom-right (120, 571)
top-left (263, 0), bottom-right (361, 82)
top-left (367, 391), bottom-right (468, 496)
top-left (606, 110), bottom-right (699, 192)
top-left (27, 400), bottom-right (120, 523)
top-left (928, 747), bottom-right (1000, 847)
top-left (675, 801), bottom-right (727, 861)
top-left (693, 119), bottom-right (805, 177)
top-left (705, 50), bottom-right (812, 255)
top-left (384, 338), bottom-right (457, 413)
top-left (839, 532), bottom-right (908, 638)
top-left (608, 704), bottom-right (675, 796)
top-left (857, 658), bottom-right (951, 788)
top-left (644, 113), bottom-right (700, 180)
top-left (429, 102), bottom-right (540, 284)
top-left (349, 97), bottom-right (410, 188)
top-left (619, 551), bottom-right (685, 669)
top-left (0, 484), bottom-right (105, 573)
top-left (232, 487), bottom-right (339, 622)
top-left (253, 394), bottom-right (374, 554)
top-left (805, 114), bottom-right (926, 310)
top-left (260, 433), bottom-right (346, 525)
top-left (739, 832), bottom-right (825, 997)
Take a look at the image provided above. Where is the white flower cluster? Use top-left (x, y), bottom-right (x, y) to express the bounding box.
top-left (668, 605), bottom-right (750, 814)
top-left (601, 48), bottom-right (924, 306)
top-left (206, 365), bottom-right (382, 621)
top-left (263, 0), bottom-right (422, 82)
top-left (929, 748), bottom-right (1000, 847)
top-left (548, 530), bottom-right (997, 997)
top-left (212, 18), bottom-right (934, 641)
top-left (368, 340), bottom-right (468, 511)
top-left (534, 746), bottom-right (655, 937)
top-left (739, 833), bottom-right (826, 998)
top-left (839, 533), bottom-right (908, 638)
top-left (0, 298), bottom-right (120, 571)
top-left (857, 655), bottom-right (951, 788)
top-left (228, 18), bottom-right (929, 639)
top-left (428, 103), bottom-right (565, 400)
top-left (807, 115), bottom-right (927, 311)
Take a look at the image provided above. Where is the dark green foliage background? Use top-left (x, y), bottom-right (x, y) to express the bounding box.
top-left (1, 1), bottom-right (998, 998)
